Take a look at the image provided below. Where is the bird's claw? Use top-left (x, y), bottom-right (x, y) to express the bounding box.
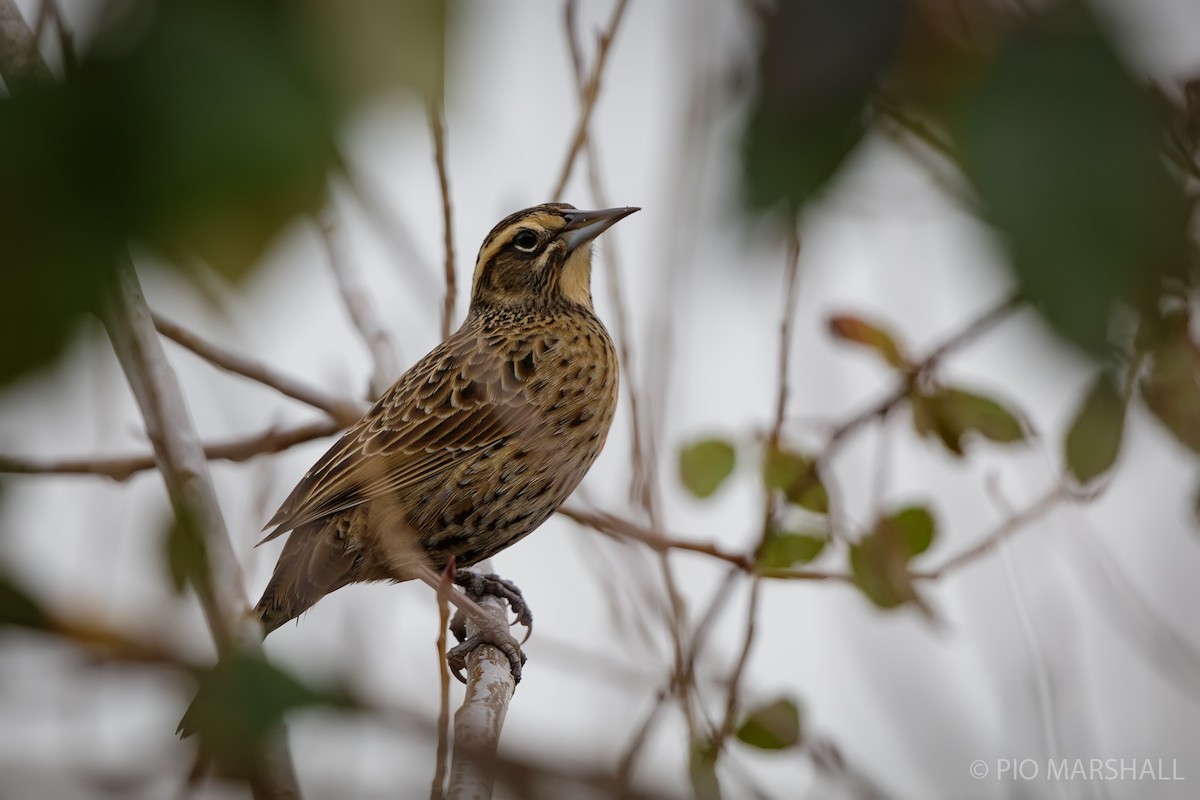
top-left (446, 614), bottom-right (527, 685)
top-left (447, 570), bottom-right (532, 683)
top-left (453, 570), bottom-right (534, 642)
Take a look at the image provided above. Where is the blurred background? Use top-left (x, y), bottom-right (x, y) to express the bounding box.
top-left (1, 0), bottom-right (1199, 797)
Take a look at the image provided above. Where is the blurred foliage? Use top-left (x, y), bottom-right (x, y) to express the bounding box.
top-left (849, 505), bottom-right (936, 610)
top-left (735, 697), bottom-right (803, 750)
top-left (679, 438), bottom-right (737, 498)
top-left (828, 313), bottom-right (909, 369)
top-left (0, 571), bottom-right (49, 630)
top-left (762, 444), bottom-right (828, 513)
top-left (949, 6), bottom-right (1187, 359)
top-left (1065, 372), bottom-right (1125, 483)
top-left (0, 0), bottom-right (444, 387)
top-left (911, 386), bottom-right (1025, 456)
top-left (741, 0), bottom-right (1198, 375)
top-left (757, 529), bottom-right (826, 569)
top-left (1140, 310), bottom-right (1200, 452)
top-left (162, 507), bottom-right (211, 595)
top-left (742, 0), bottom-right (907, 211)
top-left (179, 649), bottom-right (357, 778)
top-left (687, 738), bottom-right (722, 800)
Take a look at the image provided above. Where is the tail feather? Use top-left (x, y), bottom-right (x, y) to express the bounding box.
top-left (254, 521), bottom-right (359, 633)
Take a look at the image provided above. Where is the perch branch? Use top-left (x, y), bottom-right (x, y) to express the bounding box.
top-left (446, 592), bottom-right (517, 800)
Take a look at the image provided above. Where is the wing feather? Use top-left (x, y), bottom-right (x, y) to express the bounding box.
top-left (260, 330), bottom-right (535, 542)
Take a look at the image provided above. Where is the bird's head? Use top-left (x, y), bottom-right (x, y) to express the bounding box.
top-left (469, 203), bottom-right (639, 313)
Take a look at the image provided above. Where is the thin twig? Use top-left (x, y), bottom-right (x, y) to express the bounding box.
top-left (431, 571), bottom-right (453, 800)
top-left (821, 292), bottom-right (1023, 459)
top-left (549, 0), bottom-right (631, 200)
top-left (559, 505), bottom-right (754, 570)
top-left (917, 482), bottom-right (1072, 579)
top-left (317, 206), bottom-right (401, 398)
top-left (0, 418), bottom-right (344, 482)
top-left (153, 311), bottom-right (366, 425)
top-left (715, 231), bottom-right (803, 747)
top-left (427, 99), bottom-right (457, 340)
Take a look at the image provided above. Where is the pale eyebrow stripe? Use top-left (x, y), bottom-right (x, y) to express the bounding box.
top-left (471, 213), bottom-right (562, 287)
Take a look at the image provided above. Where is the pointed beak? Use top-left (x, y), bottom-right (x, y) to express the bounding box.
top-left (560, 206), bottom-right (640, 253)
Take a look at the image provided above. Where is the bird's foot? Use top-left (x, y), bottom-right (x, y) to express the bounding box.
top-left (446, 612), bottom-right (527, 684)
top-left (452, 570), bottom-right (534, 640)
top-left (447, 570), bottom-right (533, 684)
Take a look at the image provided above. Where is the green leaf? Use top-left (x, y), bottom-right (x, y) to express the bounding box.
top-left (688, 738), bottom-right (722, 800)
top-left (0, 573), bottom-right (49, 630)
top-left (762, 446), bottom-right (829, 513)
top-left (680, 439), bottom-right (737, 499)
top-left (911, 387), bottom-right (1024, 455)
top-left (1065, 374), bottom-right (1125, 483)
top-left (163, 509), bottom-right (210, 595)
top-left (828, 314), bottom-right (908, 369)
top-left (849, 507), bottom-right (936, 610)
top-left (881, 506), bottom-right (936, 557)
top-left (179, 650), bottom-right (354, 776)
top-left (758, 531), bottom-right (827, 569)
top-left (736, 697), bottom-right (803, 750)
top-left (742, 0), bottom-right (907, 211)
top-left (949, 6), bottom-right (1187, 357)
top-left (1141, 312), bottom-right (1200, 452)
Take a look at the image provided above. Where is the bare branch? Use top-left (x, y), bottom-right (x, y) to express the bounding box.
top-left (432, 572), bottom-right (452, 800)
top-left (559, 505), bottom-right (753, 571)
top-left (317, 206), bottom-right (401, 398)
top-left (821, 292), bottom-right (1024, 458)
top-left (427, 99), bottom-right (457, 340)
top-left (917, 482), bottom-right (1073, 579)
top-left (715, 231), bottom-right (802, 747)
top-left (0, 418), bottom-right (344, 482)
top-left (0, 0), bottom-right (53, 93)
top-left (549, 0), bottom-right (631, 200)
top-left (153, 311), bottom-right (366, 425)
top-left (447, 592), bottom-right (516, 800)
top-left (103, 258), bottom-right (300, 795)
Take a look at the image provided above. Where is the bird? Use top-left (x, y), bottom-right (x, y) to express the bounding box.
top-left (253, 203), bottom-right (637, 650)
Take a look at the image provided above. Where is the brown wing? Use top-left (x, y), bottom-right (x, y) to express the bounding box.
top-left (259, 328), bottom-right (535, 542)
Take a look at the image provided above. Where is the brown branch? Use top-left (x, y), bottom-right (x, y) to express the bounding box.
top-left (103, 259), bottom-right (300, 796)
top-left (559, 505), bottom-right (754, 570)
top-left (446, 592), bottom-right (517, 800)
top-left (549, 0), bottom-right (631, 201)
top-left (0, 418), bottom-right (344, 482)
top-left (153, 311), bottom-right (366, 425)
top-left (917, 482), bottom-right (1073, 580)
top-left (821, 292), bottom-right (1023, 458)
top-left (714, 231), bottom-right (803, 748)
top-left (427, 100), bottom-right (457, 340)
top-left (0, 0), bottom-right (53, 94)
top-left (317, 206), bottom-right (401, 398)
top-left (432, 571), bottom-right (452, 800)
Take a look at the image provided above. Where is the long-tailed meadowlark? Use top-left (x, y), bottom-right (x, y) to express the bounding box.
top-left (254, 203), bottom-right (636, 671)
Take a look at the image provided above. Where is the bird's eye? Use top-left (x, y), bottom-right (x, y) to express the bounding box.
top-left (512, 230), bottom-right (539, 252)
